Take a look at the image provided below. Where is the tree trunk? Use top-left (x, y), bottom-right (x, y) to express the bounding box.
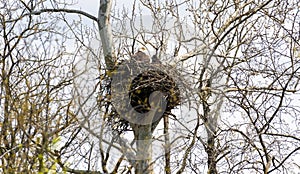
top-left (203, 98), bottom-right (219, 174)
top-left (206, 134), bottom-right (217, 174)
top-left (164, 116), bottom-right (171, 174)
top-left (98, 0), bottom-right (116, 71)
top-left (133, 125), bottom-right (153, 174)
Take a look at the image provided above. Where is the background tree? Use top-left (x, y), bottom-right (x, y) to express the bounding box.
top-left (1, 0), bottom-right (300, 174)
top-left (0, 0), bottom-right (85, 172)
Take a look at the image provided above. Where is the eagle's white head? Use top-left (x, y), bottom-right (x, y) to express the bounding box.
top-left (132, 46), bottom-right (150, 63)
top-left (138, 46), bottom-right (147, 53)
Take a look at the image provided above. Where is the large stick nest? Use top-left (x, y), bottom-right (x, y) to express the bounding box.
top-left (129, 69), bottom-right (180, 113)
top-left (104, 62), bottom-right (181, 133)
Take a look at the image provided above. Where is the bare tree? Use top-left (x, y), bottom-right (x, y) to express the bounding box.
top-left (1, 0), bottom-right (300, 174)
top-left (0, 0), bottom-right (81, 172)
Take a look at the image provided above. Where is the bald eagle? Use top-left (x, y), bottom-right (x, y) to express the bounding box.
top-left (131, 47), bottom-right (150, 63)
top-left (151, 54), bottom-right (161, 64)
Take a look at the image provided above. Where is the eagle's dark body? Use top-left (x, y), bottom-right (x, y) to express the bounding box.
top-left (131, 47), bottom-right (150, 63)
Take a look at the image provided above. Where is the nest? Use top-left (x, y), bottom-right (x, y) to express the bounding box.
top-left (104, 62), bottom-right (181, 133)
top-left (129, 69), bottom-right (180, 113)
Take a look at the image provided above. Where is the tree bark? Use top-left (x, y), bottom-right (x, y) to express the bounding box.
top-left (164, 116), bottom-right (171, 174)
top-left (98, 0), bottom-right (116, 71)
top-left (203, 94), bottom-right (220, 174)
top-left (133, 125), bottom-right (153, 174)
top-left (206, 134), bottom-right (217, 174)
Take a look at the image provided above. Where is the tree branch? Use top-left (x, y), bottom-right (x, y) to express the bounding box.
top-left (30, 8), bottom-right (98, 22)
